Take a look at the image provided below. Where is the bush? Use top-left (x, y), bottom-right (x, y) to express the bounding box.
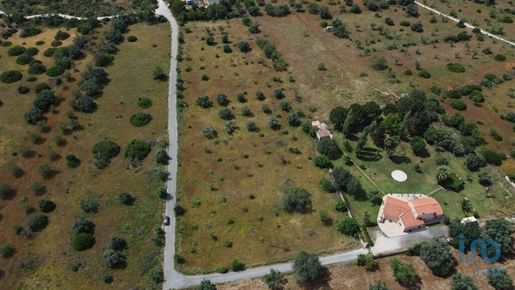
top-left (92, 140), bottom-right (120, 159)
top-left (80, 198), bottom-right (100, 213)
top-left (451, 100), bottom-right (467, 111)
top-left (231, 259), bottom-right (246, 272)
top-left (51, 40), bottom-right (62, 47)
top-left (1, 70), bottom-right (23, 83)
top-left (320, 177), bottom-right (336, 193)
top-left (66, 154), bottom-right (81, 168)
top-left (73, 233), bottom-right (95, 251)
top-left (35, 83), bottom-right (51, 93)
top-left (118, 192), bottom-right (135, 205)
top-left (370, 56), bottom-right (388, 70)
top-left (336, 218), bottom-right (360, 238)
top-left (316, 139), bottom-right (342, 160)
top-left (281, 188), bottom-right (312, 213)
top-left (0, 183), bottom-right (14, 200)
top-left (54, 30), bottom-right (70, 40)
top-left (137, 97), bottom-right (152, 109)
top-left (16, 54), bottom-right (33, 65)
top-left (18, 85), bottom-right (30, 94)
top-left (418, 69), bottom-right (431, 78)
top-left (43, 47), bottom-right (56, 57)
top-left (25, 214), bottom-right (48, 232)
top-left (0, 244), bottom-right (14, 258)
top-left (124, 139), bottom-right (151, 161)
top-left (7, 46), bottom-right (26, 56)
top-left (447, 63), bottom-right (465, 73)
top-left (108, 236), bottom-right (127, 251)
top-left (127, 35), bottom-right (138, 42)
top-left (38, 199), bottom-right (56, 213)
top-left (129, 112), bottom-right (153, 127)
top-left (494, 54), bottom-right (506, 62)
top-left (46, 65), bottom-right (65, 77)
top-left (28, 63), bottom-right (47, 75)
top-left (72, 218), bottom-right (96, 235)
top-left (314, 155), bottom-right (332, 168)
top-left (26, 76), bottom-right (37, 82)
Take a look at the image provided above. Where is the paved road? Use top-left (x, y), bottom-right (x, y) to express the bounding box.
top-left (153, 1), bottom-right (180, 290)
top-left (0, 10), bottom-right (115, 20)
top-left (414, 1), bottom-right (515, 47)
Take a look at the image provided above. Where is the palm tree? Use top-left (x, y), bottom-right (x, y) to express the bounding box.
top-left (436, 165), bottom-right (450, 182)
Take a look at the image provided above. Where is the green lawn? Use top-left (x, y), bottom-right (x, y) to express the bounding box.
top-left (329, 131), bottom-right (501, 224)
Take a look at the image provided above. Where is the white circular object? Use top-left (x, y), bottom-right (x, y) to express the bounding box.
top-left (391, 170), bottom-right (407, 182)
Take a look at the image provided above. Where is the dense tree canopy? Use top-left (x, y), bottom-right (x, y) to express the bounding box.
top-left (292, 251), bottom-right (323, 284)
top-left (281, 188), bottom-right (312, 213)
top-left (420, 237), bottom-right (455, 276)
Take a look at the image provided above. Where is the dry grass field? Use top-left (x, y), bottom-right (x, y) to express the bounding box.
top-left (0, 22), bottom-right (170, 289)
top-left (176, 20), bottom-right (360, 273)
top-left (175, 0), bottom-right (515, 275)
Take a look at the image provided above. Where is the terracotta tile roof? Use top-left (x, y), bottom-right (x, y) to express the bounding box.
top-left (400, 212), bottom-right (425, 228)
top-left (410, 197), bottom-right (444, 216)
top-left (382, 196), bottom-right (410, 218)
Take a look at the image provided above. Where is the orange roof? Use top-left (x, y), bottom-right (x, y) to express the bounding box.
top-left (383, 196), bottom-right (411, 218)
top-left (400, 212), bottom-right (425, 228)
top-left (410, 197), bottom-right (444, 216)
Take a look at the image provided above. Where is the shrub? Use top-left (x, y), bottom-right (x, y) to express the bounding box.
top-left (314, 155), bottom-right (332, 168)
top-left (108, 236), bottom-right (127, 251)
top-left (0, 70), bottom-right (23, 83)
top-left (137, 97), bottom-right (152, 109)
top-left (51, 40), bottom-right (62, 47)
top-left (127, 35), bottom-right (138, 42)
top-left (92, 140), bottom-right (120, 159)
top-left (316, 139), bottom-right (342, 160)
top-left (26, 76), bottom-right (37, 82)
top-left (36, 41), bottom-right (45, 46)
top-left (25, 214), bottom-right (48, 232)
top-left (129, 112), bottom-right (153, 127)
top-left (231, 259), bottom-right (246, 272)
top-left (0, 244), bottom-right (14, 258)
top-left (72, 218), bottom-right (95, 235)
top-left (418, 69), bottom-right (431, 78)
top-left (35, 83), bottom-right (51, 93)
top-left (335, 218), bottom-right (360, 238)
top-left (118, 192), bottom-right (135, 205)
top-left (281, 188), bottom-right (312, 213)
top-left (450, 100), bottom-right (467, 111)
top-left (38, 199), bottom-right (56, 213)
top-left (370, 56), bottom-right (388, 70)
top-left (66, 154), bottom-right (81, 168)
top-left (80, 198), bottom-right (100, 213)
top-left (0, 183), bottom-right (14, 200)
top-left (31, 182), bottom-right (46, 195)
top-left (43, 47), bottom-right (56, 57)
top-left (28, 63), bottom-right (47, 75)
top-left (494, 54), bottom-right (506, 62)
top-left (73, 233), bottom-right (95, 251)
top-left (447, 63), bottom-right (465, 73)
top-left (124, 139), bottom-right (151, 161)
top-left (55, 30), bottom-right (70, 40)
top-left (7, 46), bottom-right (26, 56)
top-left (16, 54), bottom-right (33, 65)
top-left (46, 65), bottom-right (65, 77)
top-left (18, 86), bottom-right (30, 94)
top-left (320, 177), bottom-right (336, 193)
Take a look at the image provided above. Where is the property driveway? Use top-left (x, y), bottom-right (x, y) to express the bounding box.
top-left (371, 226), bottom-right (448, 256)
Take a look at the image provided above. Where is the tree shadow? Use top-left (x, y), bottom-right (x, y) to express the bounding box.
top-left (357, 147), bottom-right (382, 161)
top-left (414, 149), bottom-right (431, 158)
top-left (389, 155), bottom-right (411, 164)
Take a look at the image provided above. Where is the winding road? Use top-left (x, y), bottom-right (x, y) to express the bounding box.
top-left (0, 3), bottom-right (455, 289)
